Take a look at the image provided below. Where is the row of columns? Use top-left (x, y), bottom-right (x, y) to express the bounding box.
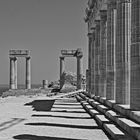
top-left (59, 56), bottom-right (82, 90)
top-left (87, 0), bottom-right (140, 110)
top-left (9, 57), bottom-right (31, 89)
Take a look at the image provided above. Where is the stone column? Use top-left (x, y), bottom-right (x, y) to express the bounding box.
top-left (116, 0), bottom-right (131, 104)
top-left (9, 57), bottom-right (16, 89)
top-left (130, 0), bottom-right (140, 110)
top-left (86, 69), bottom-right (89, 92)
top-left (91, 28), bottom-right (96, 96)
top-left (77, 56), bottom-right (82, 90)
top-left (99, 10), bottom-right (107, 97)
top-left (42, 80), bottom-right (48, 89)
top-left (60, 56), bottom-right (65, 89)
top-left (106, 0), bottom-right (117, 100)
top-left (25, 57), bottom-right (31, 89)
top-left (87, 33), bottom-right (92, 94)
top-left (95, 19), bottom-right (100, 96)
top-left (14, 57), bottom-right (17, 89)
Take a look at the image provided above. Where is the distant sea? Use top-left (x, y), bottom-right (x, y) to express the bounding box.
top-left (0, 84), bottom-right (42, 96)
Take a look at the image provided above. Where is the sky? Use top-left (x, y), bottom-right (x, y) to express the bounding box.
top-left (0, 0), bottom-right (88, 85)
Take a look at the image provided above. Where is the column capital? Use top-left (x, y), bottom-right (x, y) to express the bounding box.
top-left (100, 10), bottom-right (107, 20)
top-left (117, 0), bottom-right (131, 4)
top-left (95, 19), bottom-right (100, 26)
top-left (108, 0), bottom-right (117, 9)
top-left (26, 56), bottom-right (31, 60)
top-left (59, 56), bottom-right (65, 60)
top-left (9, 57), bottom-right (17, 61)
top-left (76, 48), bottom-right (83, 58)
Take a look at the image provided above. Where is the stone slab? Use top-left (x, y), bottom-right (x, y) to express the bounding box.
top-left (95, 115), bottom-right (109, 126)
top-left (99, 97), bottom-right (106, 104)
top-left (103, 124), bottom-right (133, 140)
top-left (117, 118), bottom-right (140, 140)
top-left (105, 100), bottom-right (116, 108)
top-left (97, 104), bottom-right (109, 114)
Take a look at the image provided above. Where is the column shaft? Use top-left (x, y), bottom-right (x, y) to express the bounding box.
top-left (106, 1), bottom-right (116, 100)
top-left (77, 57), bottom-right (82, 89)
top-left (60, 57), bottom-right (65, 89)
top-left (9, 57), bottom-right (15, 89)
top-left (116, 0), bottom-right (131, 104)
top-left (99, 10), bottom-right (107, 97)
top-left (95, 20), bottom-right (100, 96)
top-left (91, 29), bottom-right (96, 96)
top-left (86, 69), bottom-right (89, 92)
top-left (130, 0), bottom-right (140, 110)
top-left (88, 33), bottom-right (92, 94)
top-left (14, 58), bottom-right (17, 89)
top-left (26, 57), bottom-right (31, 89)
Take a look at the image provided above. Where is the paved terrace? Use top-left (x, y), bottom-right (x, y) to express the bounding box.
top-left (0, 95), bottom-right (110, 140)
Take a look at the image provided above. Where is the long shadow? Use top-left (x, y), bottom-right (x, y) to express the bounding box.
top-left (13, 134), bottom-right (87, 140)
top-left (25, 122), bottom-right (100, 129)
top-left (49, 110), bottom-right (86, 113)
top-left (25, 99), bottom-right (55, 111)
top-left (32, 114), bottom-right (92, 119)
top-left (52, 106), bottom-right (83, 109)
top-left (54, 103), bottom-right (81, 106)
top-left (0, 118), bottom-right (25, 132)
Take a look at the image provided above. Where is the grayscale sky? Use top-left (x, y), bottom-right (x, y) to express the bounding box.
top-left (0, 0), bottom-right (88, 85)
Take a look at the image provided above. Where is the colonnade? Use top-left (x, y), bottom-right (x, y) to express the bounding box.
top-left (9, 56), bottom-right (31, 89)
top-left (59, 49), bottom-right (83, 90)
top-left (85, 0), bottom-right (140, 110)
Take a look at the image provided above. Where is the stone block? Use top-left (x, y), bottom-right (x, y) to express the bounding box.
top-left (97, 104), bottom-right (109, 114)
top-left (105, 100), bottom-right (116, 108)
top-left (95, 114), bottom-right (109, 126)
top-left (103, 124), bottom-right (133, 140)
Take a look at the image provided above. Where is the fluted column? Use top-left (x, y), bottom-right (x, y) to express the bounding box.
top-left (99, 10), bottom-right (107, 97)
top-left (14, 57), bottom-right (17, 89)
top-left (25, 57), bottom-right (31, 89)
top-left (106, 0), bottom-right (117, 100)
top-left (87, 33), bottom-right (92, 94)
top-left (77, 56), bottom-right (82, 89)
top-left (130, 0), bottom-right (140, 110)
top-left (9, 57), bottom-right (16, 89)
top-left (91, 28), bottom-right (96, 96)
top-left (86, 69), bottom-right (89, 92)
top-left (95, 19), bottom-right (100, 96)
top-left (116, 0), bottom-right (131, 104)
top-left (60, 56), bottom-right (65, 89)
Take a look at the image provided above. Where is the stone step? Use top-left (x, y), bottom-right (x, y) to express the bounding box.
top-left (79, 93), bottom-right (86, 100)
top-left (106, 110), bottom-right (121, 123)
top-left (88, 100), bottom-right (100, 108)
top-left (117, 118), bottom-right (140, 140)
top-left (95, 114), bottom-right (109, 126)
top-left (78, 98), bottom-right (134, 140)
top-left (97, 104), bottom-right (109, 114)
top-left (75, 95), bottom-right (81, 102)
top-left (77, 93), bottom-right (136, 140)
top-left (103, 124), bottom-right (134, 140)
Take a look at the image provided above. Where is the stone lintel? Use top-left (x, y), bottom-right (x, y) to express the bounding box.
top-left (117, 0), bottom-right (131, 4)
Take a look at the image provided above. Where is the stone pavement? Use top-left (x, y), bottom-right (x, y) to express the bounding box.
top-left (0, 95), bottom-right (110, 140)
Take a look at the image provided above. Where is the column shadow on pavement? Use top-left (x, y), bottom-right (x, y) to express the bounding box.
top-left (25, 122), bottom-right (100, 129)
top-left (24, 99), bottom-right (55, 111)
top-left (13, 134), bottom-right (87, 140)
top-left (32, 114), bottom-right (92, 119)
